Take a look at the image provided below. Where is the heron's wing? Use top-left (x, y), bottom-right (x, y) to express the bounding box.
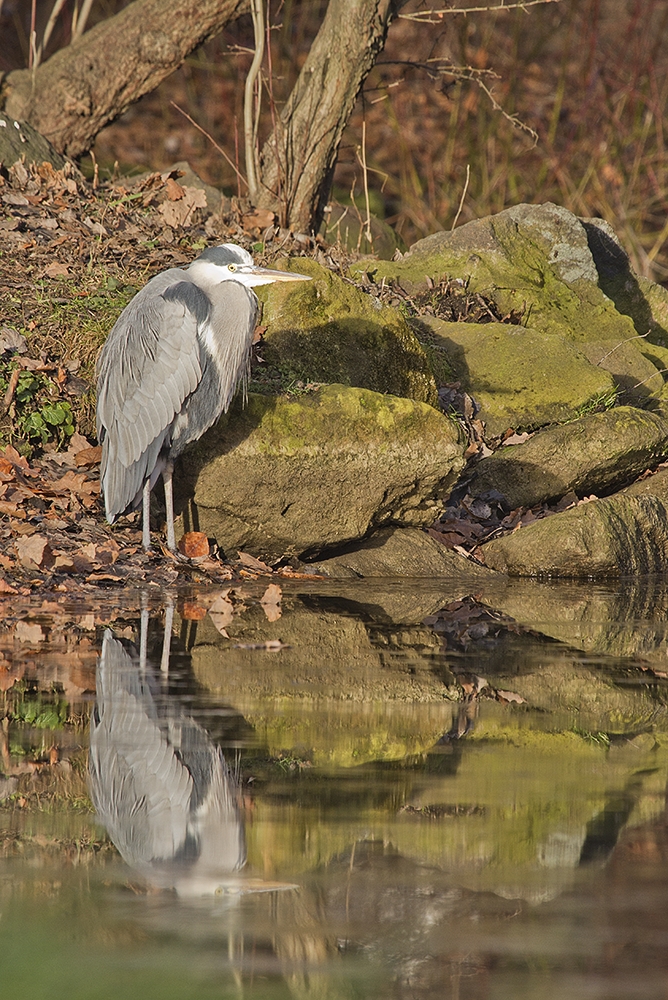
top-left (96, 273), bottom-right (207, 517)
top-left (89, 631), bottom-right (195, 867)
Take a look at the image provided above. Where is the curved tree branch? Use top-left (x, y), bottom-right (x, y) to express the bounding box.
top-left (2, 0), bottom-right (250, 158)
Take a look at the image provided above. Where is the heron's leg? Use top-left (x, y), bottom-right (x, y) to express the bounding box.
top-left (163, 460), bottom-right (176, 552)
top-left (142, 478), bottom-right (151, 551)
top-left (160, 601), bottom-right (174, 676)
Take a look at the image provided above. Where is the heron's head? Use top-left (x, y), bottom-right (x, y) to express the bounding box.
top-left (189, 243), bottom-right (311, 288)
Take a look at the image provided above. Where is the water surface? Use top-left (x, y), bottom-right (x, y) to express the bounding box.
top-left (3, 577), bottom-right (668, 999)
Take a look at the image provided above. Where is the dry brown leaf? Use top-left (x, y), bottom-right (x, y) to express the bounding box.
top-left (50, 470), bottom-right (98, 495)
top-left (53, 555), bottom-right (76, 573)
top-left (159, 186), bottom-right (207, 228)
top-left (238, 551), bottom-right (272, 573)
top-left (94, 539), bottom-right (119, 565)
top-left (241, 208), bottom-right (275, 231)
top-left (165, 178), bottom-right (185, 201)
top-left (15, 534), bottom-right (54, 570)
top-left (74, 446), bottom-right (102, 466)
top-left (0, 578), bottom-right (17, 594)
top-left (180, 601), bottom-right (208, 621)
top-left (496, 689), bottom-right (526, 704)
top-left (260, 582), bottom-right (282, 622)
top-left (44, 262), bottom-right (70, 278)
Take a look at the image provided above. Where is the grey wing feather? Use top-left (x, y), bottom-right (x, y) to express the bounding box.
top-left (96, 271), bottom-right (205, 520)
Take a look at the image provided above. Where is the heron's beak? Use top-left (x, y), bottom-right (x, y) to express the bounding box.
top-left (246, 267), bottom-right (312, 287)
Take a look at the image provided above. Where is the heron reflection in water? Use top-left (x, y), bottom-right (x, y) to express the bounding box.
top-left (89, 624), bottom-right (292, 897)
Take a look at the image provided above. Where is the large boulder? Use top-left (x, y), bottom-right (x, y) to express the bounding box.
top-left (355, 203), bottom-right (667, 408)
top-left (258, 258), bottom-right (438, 405)
top-left (175, 385), bottom-right (465, 561)
top-left (309, 525), bottom-right (495, 580)
top-left (420, 318), bottom-right (615, 437)
top-left (469, 406), bottom-right (668, 508)
top-left (479, 490), bottom-right (668, 577)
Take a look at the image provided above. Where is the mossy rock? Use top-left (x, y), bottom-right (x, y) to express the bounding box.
top-left (257, 258), bottom-right (437, 405)
top-left (582, 217), bottom-right (668, 348)
top-left (309, 525), bottom-right (495, 580)
top-left (470, 406), bottom-right (668, 508)
top-left (353, 204), bottom-right (632, 338)
top-left (189, 602), bottom-right (455, 768)
top-left (480, 492), bottom-right (668, 577)
top-left (421, 318), bottom-right (615, 437)
top-left (175, 384), bottom-right (465, 561)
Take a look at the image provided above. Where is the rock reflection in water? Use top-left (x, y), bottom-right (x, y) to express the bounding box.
top-left (89, 627), bottom-right (291, 897)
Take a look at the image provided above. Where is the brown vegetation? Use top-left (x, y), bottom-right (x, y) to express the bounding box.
top-left (3, 2), bottom-right (666, 278)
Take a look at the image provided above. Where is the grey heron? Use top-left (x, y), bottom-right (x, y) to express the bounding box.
top-left (96, 244), bottom-right (310, 551)
top-left (89, 627), bottom-right (295, 896)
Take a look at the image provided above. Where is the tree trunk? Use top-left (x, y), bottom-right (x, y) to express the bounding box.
top-left (256, 0), bottom-right (409, 234)
top-left (2, 0), bottom-right (250, 159)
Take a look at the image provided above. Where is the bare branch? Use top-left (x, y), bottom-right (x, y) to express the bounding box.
top-left (451, 163), bottom-right (470, 230)
top-left (170, 101), bottom-right (248, 188)
top-left (400, 0), bottom-right (565, 23)
top-left (71, 0), bottom-right (95, 42)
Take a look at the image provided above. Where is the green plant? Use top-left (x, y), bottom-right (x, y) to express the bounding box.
top-left (0, 363), bottom-right (75, 456)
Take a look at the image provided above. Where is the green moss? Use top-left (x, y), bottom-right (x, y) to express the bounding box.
top-left (257, 259), bottom-right (438, 405)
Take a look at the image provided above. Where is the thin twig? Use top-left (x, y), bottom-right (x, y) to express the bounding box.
top-left (595, 332), bottom-right (650, 365)
top-left (359, 117), bottom-right (373, 247)
top-left (170, 101), bottom-right (247, 188)
top-left (244, 0), bottom-right (265, 202)
top-left (451, 164), bottom-right (470, 230)
top-left (71, 0), bottom-right (94, 42)
top-left (400, 0), bottom-right (564, 22)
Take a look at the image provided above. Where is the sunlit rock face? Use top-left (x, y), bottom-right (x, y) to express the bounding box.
top-left (175, 385), bottom-right (465, 561)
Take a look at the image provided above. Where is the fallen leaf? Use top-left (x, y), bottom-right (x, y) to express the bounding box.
top-left (260, 582), bottom-right (282, 622)
top-left (74, 446), bottom-right (102, 466)
top-left (165, 178), bottom-right (185, 200)
top-left (178, 531), bottom-right (209, 560)
top-left (94, 539), bottom-right (119, 565)
top-left (0, 578), bottom-right (17, 594)
top-left (44, 262), bottom-right (70, 278)
top-left (83, 216), bottom-right (107, 236)
top-left (15, 534), bottom-right (54, 570)
top-left (159, 186), bottom-right (207, 228)
top-left (238, 551), bottom-right (272, 573)
top-left (241, 208), bottom-right (275, 231)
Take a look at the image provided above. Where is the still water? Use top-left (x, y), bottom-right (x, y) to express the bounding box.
top-left (3, 575), bottom-right (668, 999)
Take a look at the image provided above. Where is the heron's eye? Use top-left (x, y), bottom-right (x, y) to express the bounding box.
top-left (228, 264), bottom-right (237, 273)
